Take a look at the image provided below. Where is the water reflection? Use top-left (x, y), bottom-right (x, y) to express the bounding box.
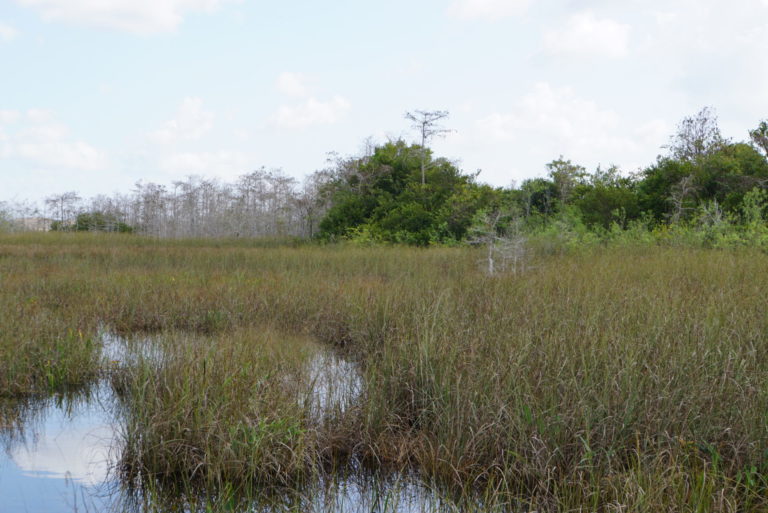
top-left (304, 345), bottom-right (363, 422)
top-left (109, 470), bottom-right (456, 513)
top-left (102, 331), bottom-right (165, 368)
top-left (307, 472), bottom-right (455, 513)
top-left (0, 386), bottom-right (119, 513)
top-left (0, 332), bottom-right (468, 513)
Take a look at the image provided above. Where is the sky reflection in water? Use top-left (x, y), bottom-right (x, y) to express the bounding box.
top-left (0, 385), bottom-right (119, 513)
top-left (0, 335), bottom-right (450, 513)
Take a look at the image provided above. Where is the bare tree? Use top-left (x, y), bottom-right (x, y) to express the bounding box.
top-left (45, 191), bottom-right (81, 226)
top-left (132, 182), bottom-right (168, 237)
top-left (34, 167), bottom-right (321, 239)
top-left (470, 209), bottom-right (528, 275)
top-left (696, 199), bottom-right (724, 228)
top-left (0, 200), bottom-right (44, 232)
top-left (668, 175), bottom-right (699, 224)
top-left (0, 202), bottom-right (13, 232)
top-left (666, 107), bottom-right (725, 162)
top-left (405, 110), bottom-right (452, 185)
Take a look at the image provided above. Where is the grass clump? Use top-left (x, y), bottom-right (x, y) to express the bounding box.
top-left (2, 232), bottom-right (768, 510)
top-left (0, 247), bottom-right (101, 395)
top-left (114, 329), bottom-right (330, 492)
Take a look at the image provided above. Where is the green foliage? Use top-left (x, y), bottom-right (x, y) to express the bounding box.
top-left (518, 178), bottom-right (558, 217)
top-left (49, 220), bottom-right (69, 232)
top-left (749, 119), bottom-right (768, 156)
top-left (637, 157), bottom-right (698, 221)
top-left (741, 187), bottom-right (768, 225)
top-left (696, 143), bottom-right (768, 210)
top-left (575, 166), bottom-right (640, 229)
top-left (637, 142), bottom-right (768, 223)
top-left (74, 211), bottom-right (134, 233)
top-left (318, 140), bottom-right (498, 245)
top-left (546, 156), bottom-right (587, 203)
top-left (50, 211), bottom-right (133, 232)
top-left (316, 127), bottom-right (768, 247)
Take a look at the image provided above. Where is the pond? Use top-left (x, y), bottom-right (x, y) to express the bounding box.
top-left (0, 384), bottom-right (119, 512)
top-left (0, 333), bottom-right (457, 513)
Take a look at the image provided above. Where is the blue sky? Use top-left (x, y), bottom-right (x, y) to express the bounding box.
top-left (1, 0), bottom-right (767, 202)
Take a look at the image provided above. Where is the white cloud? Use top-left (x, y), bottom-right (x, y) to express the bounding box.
top-left (19, 116), bottom-right (69, 141)
top-left (11, 402), bottom-right (116, 487)
top-left (142, 98), bottom-right (257, 180)
top-left (0, 22), bottom-right (18, 41)
top-left (149, 97), bottom-right (214, 145)
top-left (543, 12), bottom-right (630, 59)
top-left (0, 110), bottom-right (20, 124)
top-left (276, 72), bottom-right (310, 98)
top-left (652, 10), bottom-right (677, 25)
top-left (478, 83), bottom-right (619, 142)
top-left (447, 0), bottom-right (531, 20)
top-left (13, 429), bottom-right (114, 486)
top-left (273, 96), bottom-right (351, 129)
top-left (16, 141), bottom-right (107, 170)
top-left (14, 0), bottom-right (239, 33)
top-left (0, 110), bottom-right (108, 171)
top-left (159, 150), bottom-right (248, 176)
top-left (474, 82), bottom-right (666, 168)
top-left (635, 119), bottom-right (670, 146)
top-left (25, 108), bottom-right (55, 124)
top-left (631, 0), bottom-right (768, 108)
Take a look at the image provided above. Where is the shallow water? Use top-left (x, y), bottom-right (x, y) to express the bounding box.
top-left (304, 346), bottom-right (363, 421)
top-left (0, 385), bottom-right (119, 513)
top-left (0, 334), bottom-right (455, 513)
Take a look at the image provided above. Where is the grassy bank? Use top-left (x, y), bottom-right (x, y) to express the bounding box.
top-left (1, 232), bottom-right (768, 511)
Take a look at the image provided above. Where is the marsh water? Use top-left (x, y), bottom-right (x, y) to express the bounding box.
top-left (0, 334), bottom-right (450, 513)
top-left (0, 384), bottom-right (119, 512)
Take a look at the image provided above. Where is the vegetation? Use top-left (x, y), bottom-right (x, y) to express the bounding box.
top-left (2, 233), bottom-right (768, 510)
top-left (3, 108), bottom-right (766, 249)
top-left (4, 108), bottom-right (768, 510)
top-left (317, 140), bottom-right (497, 244)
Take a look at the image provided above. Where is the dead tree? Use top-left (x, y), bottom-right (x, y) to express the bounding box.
top-left (405, 110), bottom-right (452, 185)
top-left (44, 191), bottom-right (81, 227)
top-left (470, 209), bottom-right (528, 275)
top-left (665, 107), bottom-right (725, 162)
top-left (668, 175), bottom-right (699, 224)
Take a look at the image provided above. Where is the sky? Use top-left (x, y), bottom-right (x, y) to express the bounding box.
top-left (1, 0), bottom-right (767, 203)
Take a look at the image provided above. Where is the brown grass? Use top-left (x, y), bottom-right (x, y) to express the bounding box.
top-left (1, 232), bottom-right (767, 511)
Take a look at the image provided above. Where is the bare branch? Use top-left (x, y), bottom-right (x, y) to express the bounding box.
top-left (405, 110), bottom-right (453, 185)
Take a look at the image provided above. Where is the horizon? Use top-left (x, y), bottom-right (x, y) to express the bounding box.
top-left (2, 0), bottom-right (767, 203)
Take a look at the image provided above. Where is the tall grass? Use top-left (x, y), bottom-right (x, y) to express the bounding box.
top-left (2, 232), bottom-right (768, 510)
top-left (113, 329), bottom-right (321, 490)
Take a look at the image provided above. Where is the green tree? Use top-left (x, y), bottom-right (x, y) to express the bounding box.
top-left (318, 140), bottom-right (496, 244)
top-left (637, 141), bottom-right (768, 222)
top-left (575, 166), bottom-right (640, 229)
top-left (519, 178), bottom-right (558, 218)
top-left (546, 156), bottom-right (586, 205)
top-left (749, 120), bottom-right (768, 157)
top-left (74, 211), bottom-right (134, 233)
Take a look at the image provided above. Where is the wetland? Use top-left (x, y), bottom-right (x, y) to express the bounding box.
top-left (2, 233), bottom-right (768, 511)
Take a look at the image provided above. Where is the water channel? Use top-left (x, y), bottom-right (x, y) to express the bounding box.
top-left (0, 333), bottom-right (455, 513)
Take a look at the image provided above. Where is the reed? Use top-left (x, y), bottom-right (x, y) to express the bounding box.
top-left (2, 232), bottom-right (767, 510)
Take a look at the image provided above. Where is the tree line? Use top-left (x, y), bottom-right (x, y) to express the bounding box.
top-left (3, 108), bottom-right (768, 245)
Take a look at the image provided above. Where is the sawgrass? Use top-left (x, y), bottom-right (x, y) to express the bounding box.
top-left (1, 232), bottom-right (768, 511)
